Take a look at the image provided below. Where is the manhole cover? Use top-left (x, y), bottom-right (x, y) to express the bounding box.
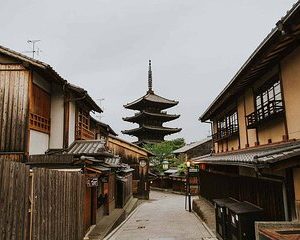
top-left (137, 226), bottom-right (146, 229)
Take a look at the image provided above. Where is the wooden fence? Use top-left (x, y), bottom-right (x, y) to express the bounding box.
top-left (31, 168), bottom-right (85, 240)
top-left (199, 169), bottom-right (285, 221)
top-left (0, 159), bottom-right (30, 240)
top-left (28, 154), bottom-right (74, 164)
top-left (0, 159), bottom-right (86, 240)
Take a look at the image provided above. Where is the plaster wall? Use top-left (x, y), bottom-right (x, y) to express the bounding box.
top-left (257, 120), bottom-right (285, 145)
top-left (227, 137), bottom-right (239, 151)
top-left (69, 102), bottom-right (76, 146)
top-left (237, 96), bottom-right (247, 149)
top-left (49, 83), bottom-right (64, 149)
top-left (281, 47), bottom-right (300, 140)
top-left (244, 89), bottom-right (257, 147)
top-left (29, 130), bottom-right (49, 155)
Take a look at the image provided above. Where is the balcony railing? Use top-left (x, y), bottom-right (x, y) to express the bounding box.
top-left (76, 125), bottom-right (95, 140)
top-left (246, 100), bottom-right (284, 129)
top-left (212, 124), bottom-right (239, 141)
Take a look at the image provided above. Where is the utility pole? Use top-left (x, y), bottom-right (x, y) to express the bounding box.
top-left (27, 40), bottom-right (41, 59)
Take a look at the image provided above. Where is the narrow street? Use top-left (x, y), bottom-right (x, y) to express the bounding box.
top-left (105, 191), bottom-right (215, 240)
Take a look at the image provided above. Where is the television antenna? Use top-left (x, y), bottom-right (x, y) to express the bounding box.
top-left (26, 40), bottom-right (41, 59)
top-left (97, 98), bottom-right (105, 121)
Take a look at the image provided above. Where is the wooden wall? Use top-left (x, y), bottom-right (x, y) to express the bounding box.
top-left (107, 136), bottom-right (150, 199)
top-left (31, 168), bottom-right (85, 240)
top-left (199, 170), bottom-right (285, 221)
top-left (0, 64), bottom-right (30, 153)
top-left (0, 159), bottom-right (30, 240)
top-left (0, 159), bottom-right (86, 240)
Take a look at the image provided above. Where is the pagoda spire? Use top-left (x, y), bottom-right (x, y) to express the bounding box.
top-left (148, 60), bottom-right (153, 93)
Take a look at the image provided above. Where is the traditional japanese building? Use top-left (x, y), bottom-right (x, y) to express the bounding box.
top-left (194, 2), bottom-right (300, 226)
top-left (122, 60), bottom-right (181, 146)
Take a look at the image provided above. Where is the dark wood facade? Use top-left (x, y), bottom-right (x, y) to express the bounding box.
top-left (0, 64), bottom-right (30, 157)
top-left (107, 135), bottom-right (152, 199)
top-left (0, 46), bottom-right (102, 160)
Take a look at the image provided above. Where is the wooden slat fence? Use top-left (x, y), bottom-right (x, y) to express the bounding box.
top-left (31, 168), bottom-right (85, 240)
top-left (0, 159), bottom-right (86, 240)
top-left (28, 154), bottom-right (74, 164)
top-left (0, 159), bottom-right (30, 240)
top-left (199, 169), bottom-right (285, 221)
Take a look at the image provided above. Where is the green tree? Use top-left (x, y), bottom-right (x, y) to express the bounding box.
top-left (144, 138), bottom-right (185, 173)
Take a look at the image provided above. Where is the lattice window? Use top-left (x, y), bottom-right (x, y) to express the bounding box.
top-left (214, 111), bottom-right (239, 141)
top-left (29, 84), bottom-right (51, 134)
top-left (29, 113), bottom-right (51, 134)
top-left (76, 108), bottom-right (95, 140)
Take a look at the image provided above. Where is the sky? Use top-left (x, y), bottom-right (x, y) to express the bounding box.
top-left (0, 0), bottom-right (296, 143)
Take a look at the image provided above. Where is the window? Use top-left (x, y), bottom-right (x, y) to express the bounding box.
top-left (75, 107), bottom-right (95, 140)
top-left (214, 111), bottom-right (239, 141)
top-left (247, 79), bottom-right (284, 128)
top-left (29, 84), bottom-right (51, 134)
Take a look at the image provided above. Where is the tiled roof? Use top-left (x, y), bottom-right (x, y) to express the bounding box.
top-left (0, 45), bottom-right (102, 113)
top-left (173, 137), bottom-right (212, 154)
top-left (192, 141), bottom-right (300, 167)
top-left (200, 2), bottom-right (300, 121)
top-left (123, 110), bottom-right (180, 123)
top-left (90, 116), bottom-right (117, 136)
top-left (65, 140), bottom-right (112, 157)
top-left (122, 125), bottom-right (182, 135)
top-left (124, 92), bottom-right (178, 109)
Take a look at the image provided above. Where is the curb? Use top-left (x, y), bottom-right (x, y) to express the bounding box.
top-left (192, 210), bottom-right (216, 238)
top-left (103, 204), bottom-right (142, 240)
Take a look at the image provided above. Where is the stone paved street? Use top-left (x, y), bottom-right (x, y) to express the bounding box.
top-left (105, 191), bottom-right (216, 240)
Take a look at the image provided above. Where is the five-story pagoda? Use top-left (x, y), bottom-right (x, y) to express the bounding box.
top-left (122, 60), bottom-right (181, 146)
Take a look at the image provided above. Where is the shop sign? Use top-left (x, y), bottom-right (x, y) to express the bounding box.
top-left (86, 177), bottom-right (98, 187)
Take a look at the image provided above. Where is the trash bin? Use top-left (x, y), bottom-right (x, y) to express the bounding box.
top-left (213, 198), bottom-right (240, 240)
top-left (226, 201), bottom-right (263, 240)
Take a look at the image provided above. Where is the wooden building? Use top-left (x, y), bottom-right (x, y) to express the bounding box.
top-left (107, 135), bottom-right (153, 199)
top-left (173, 137), bottom-right (212, 160)
top-left (194, 2), bottom-right (300, 222)
top-left (0, 45), bottom-right (102, 161)
top-left (122, 60), bottom-right (181, 146)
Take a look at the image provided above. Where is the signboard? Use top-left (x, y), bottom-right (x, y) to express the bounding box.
top-left (139, 159), bottom-right (147, 168)
top-left (86, 177), bottom-right (98, 187)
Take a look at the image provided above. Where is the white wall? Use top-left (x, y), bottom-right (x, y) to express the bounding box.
top-left (29, 130), bottom-right (49, 155)
top-left (49, 83), bottom-right (64, 149)
top-left (69, 102), bottom-right (76, 146)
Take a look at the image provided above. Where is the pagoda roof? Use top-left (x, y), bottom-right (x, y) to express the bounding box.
top-left (124, 92), bottom-right (179, 110)
top-left (133, 139), bottom-right (163, 146)
top-left (122, 125), bottom-right (181, 136)
top-left (123, 111), bottom-right (180, 123)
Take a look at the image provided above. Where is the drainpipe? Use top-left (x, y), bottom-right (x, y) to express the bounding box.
top-left (282, 181), bottom-right (289, 221)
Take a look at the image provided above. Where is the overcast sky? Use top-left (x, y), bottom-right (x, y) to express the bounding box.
top-left (0, 0), bottom-right (296, 143)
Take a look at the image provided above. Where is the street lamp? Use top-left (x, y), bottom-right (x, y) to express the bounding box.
top-left (162, 160), bottom-right (169, 170)
top-left (186, 160), bottom-right (191, 212)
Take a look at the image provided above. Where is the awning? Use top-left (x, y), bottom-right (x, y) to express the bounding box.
top-left (192, 141), bottom-right (300, 168)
